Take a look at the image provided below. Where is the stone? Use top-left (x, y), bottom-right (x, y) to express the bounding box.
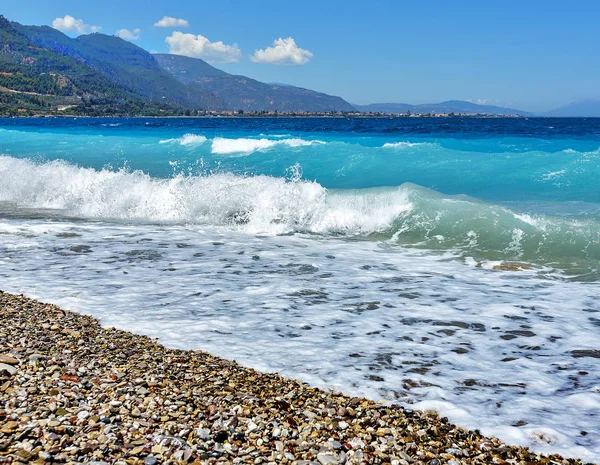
top-left (0, 355), bottom-right (19, 365)
top-left (0, 291), bottom-right (586, 465)
top-left (0, 363), bottom-right (17, 376)
top-left (196, 427), bottom-right (210, 440)
top-left (328, 439), bottom-right (342, 450)
top-left (317, 452), bottom-right (340, 464)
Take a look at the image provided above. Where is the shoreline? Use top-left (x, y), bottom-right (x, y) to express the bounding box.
top-left (1, 114), bottom-right (543, 119)
top-left (0, 291), bottom-right (592, 465)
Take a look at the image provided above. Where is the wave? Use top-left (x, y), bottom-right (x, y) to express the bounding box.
top-left (159, 134), bottom-right (208, 146)
top-left (211, 137), bottom-right (326, 155)
top-left (0, 156), bottom-right (598, 270)
top-left (562, 147), bottom-right (600, 156)
top-left (0, 156), bottom-right (409, 235)
top-left (158, 135), bottom-right (327, 154)
top-left (382, 141), bottom-right (439, 149)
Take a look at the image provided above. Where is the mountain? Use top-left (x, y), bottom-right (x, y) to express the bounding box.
top-left (544, 99), bottom-right (600, 117)
top-left (0, 16), bottom-right (129, 100)
top-left (354, 100), bottom-right (532, 116)
top-left (12, 23), bottom-right (224, 110)
top-left (154, 53), bottom-right (354, 112)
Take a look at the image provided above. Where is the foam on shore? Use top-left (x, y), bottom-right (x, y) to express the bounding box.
top-left (0, 291), bottom-right (591, 464)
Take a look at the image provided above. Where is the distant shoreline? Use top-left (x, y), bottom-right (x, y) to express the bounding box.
top-left (0, 113), bottom-right (534, 119)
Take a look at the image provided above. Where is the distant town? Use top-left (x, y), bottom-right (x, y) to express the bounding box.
top-left (0, 105), bottom-right (525, 118)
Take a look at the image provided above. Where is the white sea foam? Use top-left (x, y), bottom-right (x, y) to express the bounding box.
top-left (562, 147), bottom-right (600, 156)
top-left (382, 141), bottom-right (438, 149)
top-left (159, 134), bottom-right (208, 145)
top-left (1, 156), bottom-right (599, 268)
top-left (0, 219), bottom-right (598, 461)
top-left (211, 137), bottom-right (326, 154)
top-left (0, 156), bottom-right (410, 235)
top-left (258, 133), bottom-right (292, 138)
top-left (542, 169), bottom-right (567, 181)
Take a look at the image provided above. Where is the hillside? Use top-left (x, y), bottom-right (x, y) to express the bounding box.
top-left (544, 99), bottom-right (600, 117)
top-left (154, 53), bottom-right (354, 112)
top-left (13, 24), bottom-right (224, 110)
top-left (0, 16), bottom-right (129, 101)
top-left (354, 100), bottom-right (532, 116)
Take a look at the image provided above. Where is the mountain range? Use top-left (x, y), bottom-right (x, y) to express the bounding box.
top-left (543, 100), bottom-right (600, 117)
top-left (0, 15), bottom-right (352, 114)
top-left (153, 53), bottom-right (354, 112)
top-left (353, 101), bottom-right (533, 116)
top-left (0, 14), bottom-right (599, 116)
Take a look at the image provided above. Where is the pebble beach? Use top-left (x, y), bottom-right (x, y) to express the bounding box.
top-left (0, 291), bottom-right (593, 465)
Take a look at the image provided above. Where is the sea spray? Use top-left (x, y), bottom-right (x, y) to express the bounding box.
top-left (0, 156), bottom-right (599, 274)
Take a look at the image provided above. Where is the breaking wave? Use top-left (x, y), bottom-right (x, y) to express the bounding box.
top-left (158, 134), bottom-right (327, 155)
top-left (382, 141), bottom-right (439, 149)
top-left (211, 137), bottom-right (326, 154)
top-left (159, 134), bottom-right (208, 145)
top-left (0, 156), bottom-right (598, 272)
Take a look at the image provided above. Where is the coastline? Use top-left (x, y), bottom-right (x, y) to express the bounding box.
top-left (0, 114), bottom-right (528, 119)
top-left (0, 291), bottom-right (592, 465)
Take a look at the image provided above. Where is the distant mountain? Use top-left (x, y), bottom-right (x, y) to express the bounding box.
top-left (354, 100), bottom-right (532, 116)
top-left (154, 53), bottom-right (354, 112)
top-left (544, 99), bottom-right (600, 117)
top-left (12, 23), bottom-right (224, 110)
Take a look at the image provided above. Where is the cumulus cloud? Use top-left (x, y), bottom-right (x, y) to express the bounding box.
top-left (116, 28), bottom-right (141, 41)
top-left (52, 15), bottom-right (101, 34)
top-left (165, 31), bottom-right (241, 63)
top-left (251, 37), bottom-right (313, 65)
top-left (468, 98), bottom-right (513, 106)
top-left (154, 16), bottom-right (189, 28)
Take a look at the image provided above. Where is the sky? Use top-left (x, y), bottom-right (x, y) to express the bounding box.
top-left (3, 0), bottom-right (600, 112)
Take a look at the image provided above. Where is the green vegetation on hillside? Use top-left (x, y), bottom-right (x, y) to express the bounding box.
top-left (0, 16), bottom-right (130, 100)
top-left (13, 24), bottom-right (224, 110)
top-left (1, 14), bottom-right (353, 116)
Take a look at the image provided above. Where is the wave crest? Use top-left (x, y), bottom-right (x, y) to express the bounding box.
top-left (159, 134), bottom-right (208, 145)
top-left (0, 156), bottom-right (598, 270)
top-left (0, 156), bottom-right (410, 235)
top-left (382, 141), bottom-right (439, 149)
top-left (211, 137), bottom-right (326, 155)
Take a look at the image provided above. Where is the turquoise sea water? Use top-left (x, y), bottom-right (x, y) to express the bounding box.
top-left (0, 117), bottom-right (599, 460)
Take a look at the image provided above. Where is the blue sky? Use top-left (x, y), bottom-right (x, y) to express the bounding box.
top-left (3, 0), bottom-right (599, 112)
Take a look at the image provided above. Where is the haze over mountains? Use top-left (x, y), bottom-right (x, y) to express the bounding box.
top-left (153, 53), bottom-right (354, 112)
top-left (543, 100), bottom-right (600, 118)
top-left (354, 101), bottom-right (533, 116)
top-left (0, 14), bottom-right (598, 116)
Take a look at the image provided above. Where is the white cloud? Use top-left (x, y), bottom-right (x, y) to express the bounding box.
top-left (165, 31), bottom-right (241, 63)
top-left (251, 37), bottom-right (313, 65)
top-left (116, 28), bottom-right (141, 41)
top-left (154, 16), bottom-right (189, 28)
top-left (52, 15), bottom-right (101, 35)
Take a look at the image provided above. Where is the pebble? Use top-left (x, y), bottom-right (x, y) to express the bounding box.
top-left (0, 291), bottom-right (587, 465)
top-left (0, 363), bottom-right (17, 376)
top-left (0, 355), bottom-right (19, 365)
top-left (317, 452), bottom-right (340, 464)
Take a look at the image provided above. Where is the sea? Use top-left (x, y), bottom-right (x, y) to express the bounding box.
top-left (0, 117), bottom-right (598, 461)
